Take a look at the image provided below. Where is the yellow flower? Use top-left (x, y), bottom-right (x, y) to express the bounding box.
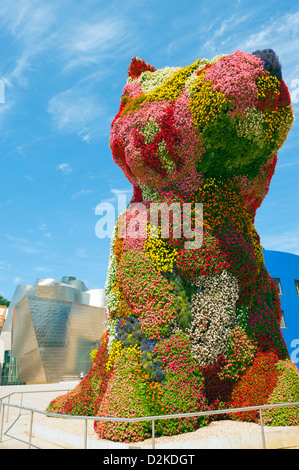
top-left (106, 340), bottom-right (123, 371)
top-left (256, 75), bottom-right (280, 100)
top-left (146, 61), bottom-right (200, 102)
top-left (263, 106), bottom-right (293, 143)
top-left (145, 223), bottom-right (178, 273)
top-left (189, 74), bottom-right (227, 129)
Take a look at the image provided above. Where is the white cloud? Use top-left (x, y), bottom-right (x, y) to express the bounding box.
top-left (276, 160), bottom-right (299, 170)
top-left (48, 85), bottom-right (107, 142)
top-left (215, 13), bottom-right (251, 39)
top-left (7, 234), bottom-right (43, 254)
top-left (0, 0), bottom-right (57, 84)
top-left (57, 163), bottom-right (72, 175)
top-left (0, 2), bottom-right (134, 82)
top-left (60, 17), bottom-right (131, 71)
top-left (201, 12), bottom-right (252, 53)
top-left (0, 261), bottom-right (11, 271)
top-left (81, 134), bottom-right (91, 143)
top-left (0, 2), bottom-right (134, 139)
top-left (241, 11), bottom-right (299, 50)
top-left (39, 224), bottom-right (52, 238)
top-left (0, 0), bottom-right (55, 41)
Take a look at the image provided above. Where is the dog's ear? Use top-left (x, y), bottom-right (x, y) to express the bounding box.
top-left (127, 57), bottom-right (156, 79)
top-left (252, 49), bottom-right (282, 80)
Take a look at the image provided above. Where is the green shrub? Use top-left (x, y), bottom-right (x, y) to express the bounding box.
top-left (263, 360), bottom-right (299, 426)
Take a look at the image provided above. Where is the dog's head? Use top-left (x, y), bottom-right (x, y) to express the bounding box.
top-left (110, 49), bottom-right (293, 215)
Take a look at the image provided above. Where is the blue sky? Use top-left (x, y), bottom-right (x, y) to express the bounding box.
top-left (0, 0), bottom-right (299, 300)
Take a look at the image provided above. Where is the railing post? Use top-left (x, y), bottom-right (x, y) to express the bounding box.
top-left (84, 418), bottom-right (88, 449)
top-left (28, 410), bottom-right (34, 449)
top-left (152, 419), bottom-right (155, 449)
top-left (259, 408), bottom-right (266, 449)
top-left (6, 395), bottom-right (10, 423)
top-left (19, 392), bottom-right (23, 417)
top-left (0, 402), bottom-right (4, 443)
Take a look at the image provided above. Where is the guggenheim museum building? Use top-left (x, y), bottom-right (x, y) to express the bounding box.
top-left (0, 275), bottom-right (106, 385)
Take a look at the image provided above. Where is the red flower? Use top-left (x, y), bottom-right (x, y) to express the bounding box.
top-left (127, 57), bottom-right (156, 79)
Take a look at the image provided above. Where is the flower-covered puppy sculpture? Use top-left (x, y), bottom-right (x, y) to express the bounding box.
top-left (48, 50), bottom-right (299, 441)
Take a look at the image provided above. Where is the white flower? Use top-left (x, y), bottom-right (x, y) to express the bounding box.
top-left (186, 270), bottom-right (239, 367)
top-left (158, 140), bottom-right (176, 174)
top-left (138, 179), bottom-right (159, 201)
top-left (142, 117), bottom-right (160, 144)
top-left (107, 317), bottom-right (118, 353)
top-left (140, 67), bottom-right (181, 94)
top-left (105, 224), bottom-right (119, 315)
top-left (234, 107), bottom-right (265, 146)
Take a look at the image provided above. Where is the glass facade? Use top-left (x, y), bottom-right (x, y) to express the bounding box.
top-left (1, 351), bottom-right (24, 385)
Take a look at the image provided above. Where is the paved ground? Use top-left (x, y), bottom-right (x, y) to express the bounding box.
top-left (0, 382), bottom-right (78, 449)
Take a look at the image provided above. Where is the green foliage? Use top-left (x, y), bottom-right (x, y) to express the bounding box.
top-left (95, 348), bottom-right (151, 443)
top-left (219, 327), bottom-right (257, 382)
top-left (263, 360), bottom-right (299, 426)
top-left (0, 295), bottom-right (10, 307)
top-left (235, 305), bottom-right (250, 330)
top-left (167, 272), bottom-right (193, 329)
top-left (153, 332), bottom-right (210, 435)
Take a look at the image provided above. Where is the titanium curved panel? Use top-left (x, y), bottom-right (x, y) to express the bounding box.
top-left (12, 297), bottom-right (46, 383)
top-left (36, 285), bottom-right (79, 303)
top-left (2, 284), bottom-right (35, 334)
top-left (11, 296), bottom-right (106, 383)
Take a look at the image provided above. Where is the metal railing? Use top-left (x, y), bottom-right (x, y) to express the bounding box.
top-left (0, 389), bottom-right (72, 422)
top-left (0, 389), bottom-right (299, 449)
